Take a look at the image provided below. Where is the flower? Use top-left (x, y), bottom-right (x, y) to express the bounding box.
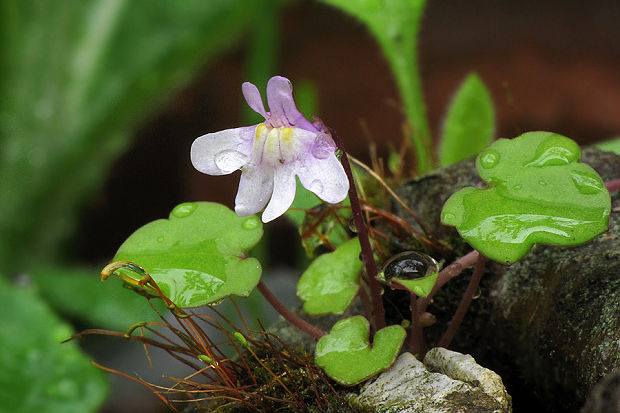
top-left (191, 76), bottom-right (349, 222)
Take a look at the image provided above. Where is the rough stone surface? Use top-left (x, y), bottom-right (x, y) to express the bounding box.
top-left (354, 351), bottom-right (510, 412)
top-left (424, 348), bottom-right (511, 410)
top-left (391, 147), bottom-right (620, 412)
top-left (581, 368), bottom-right (620, 413)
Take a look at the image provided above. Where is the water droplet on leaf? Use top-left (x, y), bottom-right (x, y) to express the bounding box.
top-left (348, 218), bottom-right (358, 233)
top-left (380, 251), bottom-right (439, 284)
top-left (242, 216), bottom-right (260, 230)
top-left (171, 202), bottom-right (197, 218)
top-left (157, 236), bottom-right (164, 243)
top-left (479, 149), bottom-right (500, 169)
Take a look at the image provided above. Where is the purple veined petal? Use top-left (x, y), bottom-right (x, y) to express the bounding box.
top-left (297, 153), bottom-right (349, 204)
top-left (242, 82), bottom-right (267, 118)
top-left (261, 165), bottom-right (297, 223)
top-left (265, 76), bottom-right (316, 131)
top-left (235, 164), bottom-right (274, 217)
top-left (191, 126), bottom-right (255, 175)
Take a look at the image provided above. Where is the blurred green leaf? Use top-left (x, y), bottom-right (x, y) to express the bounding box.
top-left (596, 137), bottom-right (620, 155)
top-left (315, 316), bottom-right (406, 385)
top-left (320, 0), bottom-right (431, 173)
top-left (297, 238), bottom-right (362, 315)
top-left (0, 277), bottom-right (107, 412)
top-left (442, 132), bottom-right (611, 263)
top-left (113, 202), bottom-right (263, 308)
top-left (439, 73), bottom-right (495, 167)
top-left (29, 266), bottom-right (164, 331)
top-left (0, 0), bottom-right (265, 274)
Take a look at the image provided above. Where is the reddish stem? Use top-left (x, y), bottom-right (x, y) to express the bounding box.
top-left (438, 254), bottom-right (487, 348)
top-left (408, 293), bottom-right (421, 355)
top-left (605, 178), bottom-right (620, 192)
top-left (417, 250), bottom-right (480, 316)
top-left (257, 281), bottom-right (326, 340)
top-left (330, 130), bottom-right (386, 330)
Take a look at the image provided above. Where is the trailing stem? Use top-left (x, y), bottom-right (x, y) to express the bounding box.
top-left (438, 254), bottom-right (487, 348)
top-left (330, 129), bottom-right (386, 330)
top-left (257, 281), bottom-right (326, 340)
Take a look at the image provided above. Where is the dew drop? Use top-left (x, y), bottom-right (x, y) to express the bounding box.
top-left (442, 212), bottom-right (456, 223)
top-left (311, 134), bottom-right (335, 159)
top-left (171, 202), bottom-right (197, 218)
top-left (157, 236), bottom-right (164, 243)
top-left (479, 150), bottom-right (500, 169)
top-left (512, 184), bottom-right (522, 190)
top-left (472, 287), bottom-right (482, 300)
top-left (242, 216), bottom-right (260, 230)
top-left (348, 218), bottom-right (358, 233)
top-left (380, 251), bottom-right (439, 284)
top-left (214, 150), bottom-right (247, 172)
top-left (538, 179), bottom-right (547, 186)
top-left (309, 180), bottom-right (324, 194)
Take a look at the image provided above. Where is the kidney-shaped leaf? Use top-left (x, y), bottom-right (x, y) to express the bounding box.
top-left (441, 132), bottom-right (611, 263)
top-left (297, 238), bottom-right (362, 315)
top-left (113, 202), bottom-right (263, 308)
top-left (315, 316), bottom-right (406, 385)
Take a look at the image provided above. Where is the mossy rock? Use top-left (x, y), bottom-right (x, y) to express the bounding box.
top-left (390, 147), bottom-right (620, 412)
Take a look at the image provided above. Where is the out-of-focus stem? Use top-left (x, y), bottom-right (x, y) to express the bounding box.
top-left (605, 178), bottom-right (620, 192)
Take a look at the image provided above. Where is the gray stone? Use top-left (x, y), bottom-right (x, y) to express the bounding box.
top-left (354, 351), bottom-right (511, 412)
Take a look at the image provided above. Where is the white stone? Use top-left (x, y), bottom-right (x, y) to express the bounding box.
top-left (354, 351), bottom-right (511, 412)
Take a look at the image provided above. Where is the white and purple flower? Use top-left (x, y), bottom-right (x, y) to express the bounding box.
top-left (191, 76), bottom-right (349, 222)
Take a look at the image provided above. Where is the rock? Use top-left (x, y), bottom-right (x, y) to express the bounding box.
top-left (390, 147), bottom-right (620, 412)
top-left (424, 348), bottom-right (511, 410)
top-left (581, 369), bottom-right (620, 413)
top-left (354, 350), bottom-right (511, 412)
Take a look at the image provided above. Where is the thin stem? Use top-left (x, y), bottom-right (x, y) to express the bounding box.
top-left (256, 281), bottom-right (326, 340)
top-left (438, 255), bottom-right (487, 348)
top-left (408, 293), bottom-right (421, 355)
top-left (331, 130), bottom-right (386, 330)
top-left (605, 178), bottom-right (620, 192)
top-left (417, 250), bottom-right (479, 316)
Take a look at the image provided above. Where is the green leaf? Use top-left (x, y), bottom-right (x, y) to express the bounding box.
top-left (29, 266), bottom-right (164, 331)
top-left (315, 316), bottom-right (406, 385)
top-left (320, 0), bottom-right (431, 173)
top-left (441, 132), bottom-right (611, 263)
top-left (0, 0), bottom-right (265, 274)
top-left (439, 73), bottom-right (495, 167)
top-left (0, 277), bottom-right (107, 413)
top-left (596, 137), bottom-right (620, 155)
top-left (297, 238), bottom-right (362, 315)
top-left (376, 251), bottom-right (439, 297)
top-left (393, 272), bottom-right (437, 297)
top-left (113, 202), bottom-right (263, 308)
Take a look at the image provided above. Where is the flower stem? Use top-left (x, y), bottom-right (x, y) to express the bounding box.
top-left (256, 281), bottom-right (326, 340)
top-left (331, 130), bottom-right (386, 330)
top-left (438, 254), bottom-right (487, 348)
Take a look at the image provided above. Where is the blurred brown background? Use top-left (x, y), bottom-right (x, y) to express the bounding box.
top-left (74, 0), bottom-right (620, 266)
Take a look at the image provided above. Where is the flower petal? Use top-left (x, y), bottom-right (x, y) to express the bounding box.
top-left (242, 82), bottom-right (267, 118)
top-left (235, 165), bottom-right (274, 217)
top-left (298, 153), bottom-right (349, 204)
top-left (191, 126), bottom-right (255, 175)
top-left (266, 76), bottom-right (316, 131)
top-left (261, 165), bottom-right (297, 223)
